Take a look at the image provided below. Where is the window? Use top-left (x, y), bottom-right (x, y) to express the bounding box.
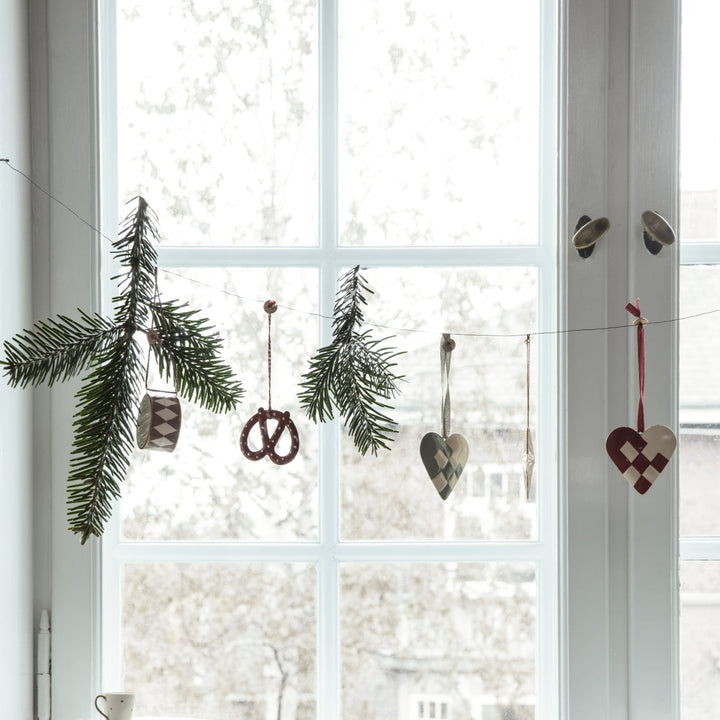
top-left (32, 0), bottom-right (688, 719)
top-left (413, 696), bottom-right (450, 720)
top-left (678, 1), bottom-right (720, 716)
top-left (102, 1), bottom-right (556, 718)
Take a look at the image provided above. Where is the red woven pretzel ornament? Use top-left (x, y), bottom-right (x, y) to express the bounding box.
top-left (239, 301), bottom-right (300, 465)
top-left (605, 299), bottom-right (676, 494)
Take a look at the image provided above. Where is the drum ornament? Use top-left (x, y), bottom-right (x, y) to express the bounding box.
top-left (137, 271), bottom-right (182, 453)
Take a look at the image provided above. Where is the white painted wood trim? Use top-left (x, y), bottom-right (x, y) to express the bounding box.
top-left (43, 1), bottom-right (104, 718)
top-left (627, 0), bottom-right (681, 717)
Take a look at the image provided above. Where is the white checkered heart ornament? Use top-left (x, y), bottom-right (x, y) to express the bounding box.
top-left (606, 424), bottom-right (676, 495)
top-left (420, 432), bottom-right (469, 500)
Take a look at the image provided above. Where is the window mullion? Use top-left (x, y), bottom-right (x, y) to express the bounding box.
top-left (318, 1), bottom-right (341, 718)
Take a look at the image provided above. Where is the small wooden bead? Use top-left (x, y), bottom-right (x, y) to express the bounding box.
top-left (263, 300), bottom-right (278, 314)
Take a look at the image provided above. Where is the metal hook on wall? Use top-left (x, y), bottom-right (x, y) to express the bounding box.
top-left (641, 210), bottom-right (676, 255)
top-left (572, 215), bottom-right (611, 259)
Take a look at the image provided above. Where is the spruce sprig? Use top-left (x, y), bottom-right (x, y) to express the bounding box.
top-left (67, 336), bottom-right (143, 540)
top-left (150, 299), bottom-right (242, 413)
top-left (1, 197), bottom-right (244, 543)
top-left (1, 311), bottom-right (122, 388)
top-left (299, 266), bottom-right (404, 455)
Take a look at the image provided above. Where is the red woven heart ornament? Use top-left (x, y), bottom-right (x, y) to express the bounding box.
top-left (606, 425), bottom-right (676, 494)
top-left (606, 300), bottom-right (676, 493)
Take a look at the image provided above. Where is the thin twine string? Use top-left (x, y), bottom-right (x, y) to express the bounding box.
top-left (263, 300), bottom-right (278, 409)
top-left (267, 311), bottom-right (272, 410)
top-left (3, 157), bottom-right (718, 340)
top-left (524, 333), bottom-right (535, 500)
top-left (526, 334), bottom-right (531, 437)
top-left (440, 334), bottom-right (453, 438)
top-left (160, 267), bottom-right (720, 339)
top-left (1, 158), bottom-right (118, 246)
top-left (144, 267), bottom-right (178, 394)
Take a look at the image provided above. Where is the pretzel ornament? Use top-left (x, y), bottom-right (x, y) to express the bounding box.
top-left (239, 300), bottom-right (300, 465)
top-left (239, 407), bottom-right (299, 465)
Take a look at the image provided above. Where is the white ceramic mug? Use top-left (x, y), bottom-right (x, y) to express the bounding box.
top-left (94, 692), bottom-right (135, 720)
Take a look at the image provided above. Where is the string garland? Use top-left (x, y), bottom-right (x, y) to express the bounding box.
top-left (2, 156), bottom-right (717, 340)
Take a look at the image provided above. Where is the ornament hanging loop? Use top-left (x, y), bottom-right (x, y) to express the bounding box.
top-left (441, 334), bottom-right (456, 353)
top-left (625, 299), bottom-right (646, 432)
top-left (264, 300), bottom-right (277, 409)
top-left (440, 334), bottom-right (454, 440)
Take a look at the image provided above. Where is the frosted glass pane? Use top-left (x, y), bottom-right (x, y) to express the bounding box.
top-left (680, 561), bottom-right (720, 718)
top-left (121, 267), bottom-right (319, 541)
top-left (679, 266), bottom-right (720, 537)
top-left (340, 267), bottom-right (538, 540)
top-left (339, 0), bottom-right (541, 246)
top-left (117, 1), bottom-right (318, 246)
top-left (341, 563), bottom-right (536, 719)
top-left (122, 563), bottom-right (316, 719)
top-left (680, 0), bottom-right (720, 243)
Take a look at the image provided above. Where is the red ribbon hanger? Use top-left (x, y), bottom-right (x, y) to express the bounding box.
top-left (625, 299), bottom-right (646, 432)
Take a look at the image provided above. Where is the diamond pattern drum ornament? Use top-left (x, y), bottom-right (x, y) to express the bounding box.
top-left (606, 425), bottom-right (676, 495)
top-left (136, 391), bottom-right (182, 452)
top-left (420, 432), bottom-right (469, 500)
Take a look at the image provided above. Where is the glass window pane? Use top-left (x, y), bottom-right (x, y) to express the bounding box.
top-left (680, 561), bottom-right (720, 718)
top-left (341, 563), bottom-right (536, 719)
top-left (117, 1), bottom-right (318, 246)
top-left (680, 0), bottom-right (720, 243)
top-left (679, 266), bottom-right (720, 537)
top-left (339, 0), bottom-right (541, 246)
top-left (122, 563), bottom-right (316, 719)
top-left (122, 267), bottom-right (319, 541)
top-left (340, 267), bottom-right (537, 540)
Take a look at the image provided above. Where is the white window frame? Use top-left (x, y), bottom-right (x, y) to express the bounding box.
top-left (31, 0), bottom-right (683, 719)
top-left (102, 1), bottom-right (559, 717)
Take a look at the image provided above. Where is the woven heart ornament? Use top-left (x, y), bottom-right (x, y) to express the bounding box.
top-left (606, 300), bottom-right (676, 494)
top-left (420, 334), bottom-right (469, 499)
top-left (420, 432), bottom-right (469, 499)
top-left (606, 425), bottom-right (676, 494)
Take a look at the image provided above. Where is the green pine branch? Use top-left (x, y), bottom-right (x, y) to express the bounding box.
top-left (298, 266), bottom-right (404, 456)
top-left (150, 300), bottom-right (244, 413)
top-left (2, 311), bottom-right (121, 388)
top-left (67, 336), bottom-right (142, 543)
top-left (1, 196), bottom-right (244, 543)
top-left (112, 196), bottom-right (159, 328)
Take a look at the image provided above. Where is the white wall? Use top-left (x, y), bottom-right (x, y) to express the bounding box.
top-left (0, 0), bottom-right (34, 717)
